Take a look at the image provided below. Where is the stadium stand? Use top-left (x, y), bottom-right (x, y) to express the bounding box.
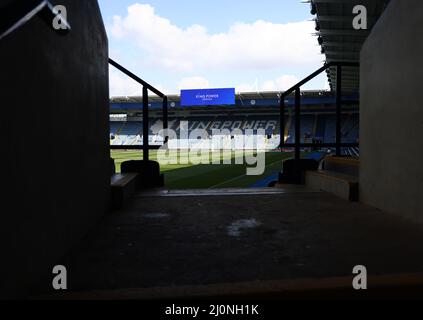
top-left (109, 110), bottom-right (360, 154)
top-left (110, 91), bottom-right (359, 156)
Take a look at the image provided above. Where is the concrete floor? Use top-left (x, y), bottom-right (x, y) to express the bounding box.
top-left (61, 187), bottom-right (423, 295)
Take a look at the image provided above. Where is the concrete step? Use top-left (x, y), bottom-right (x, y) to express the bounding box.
top-left (111, 173), bottom-right (139, 209)
top-left (305, 170), bottom-right (358, 201)
top-left (323, 156), bottom-right (359, 177)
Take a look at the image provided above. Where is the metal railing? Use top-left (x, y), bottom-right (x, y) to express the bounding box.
top-left (108, 58), bottom-right (168, 161)
top-left (279, 61), bottom-right (360, 174)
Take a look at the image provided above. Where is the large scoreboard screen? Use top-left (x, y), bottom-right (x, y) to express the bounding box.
top-left (180, 88), bottom-right (235, 106)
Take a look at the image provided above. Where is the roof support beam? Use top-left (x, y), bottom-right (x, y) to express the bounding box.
top-left (328, 69), bottom-right (359, 74)
top-left (322, 41), bottom-right (363, 48)
top-left (326, 58), bottom-right (360, 63)
top-left (312, 0), bottom-right (376, 4)
top-left (316, 15), bottom-right (378, 23)
top-left (317, 29), bottom-right (370, 36)
top-left (325, 51), bottom-right (360, 57)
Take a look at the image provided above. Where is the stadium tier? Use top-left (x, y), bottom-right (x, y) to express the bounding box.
top-left (110, 114), bottom-right (359, 147)
top-left (110, 91), bottom-right (359, 149)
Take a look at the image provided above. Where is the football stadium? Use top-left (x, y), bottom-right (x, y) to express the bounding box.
top-left (109, 90), bottom-right (359, 188)
top-left (2, 0), bottom-right (423, 304)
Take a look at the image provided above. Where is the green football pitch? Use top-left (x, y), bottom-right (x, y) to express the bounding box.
top-left (111, 150), bottom-right (294, 189)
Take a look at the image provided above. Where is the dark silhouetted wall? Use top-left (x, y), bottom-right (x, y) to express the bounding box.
top-left (0, 0), bottom-right (109, 298)
top-left (360, 0), bottom-right (423, 223)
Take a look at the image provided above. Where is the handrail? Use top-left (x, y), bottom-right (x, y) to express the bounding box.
top-left (108, 58), bottom-right (168, 161)
top-left (279, 61), bottom-right (360, 182)
top-left (109, 58), bottom-right (165, 98)
top-left (0, 1), bottom-right (168, 161)
top-left (0, 0), bottom-right (70, 41)
top-left (280, 61), bottom-right (359, 99)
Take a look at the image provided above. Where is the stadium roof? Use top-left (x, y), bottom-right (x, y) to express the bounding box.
top-left (110, 90), bottom-right (332, 103)
top-left (309, 0), bottom-right (390, 92)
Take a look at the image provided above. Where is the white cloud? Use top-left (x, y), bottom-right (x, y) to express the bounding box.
top-left (324, 79), bottom-right (331, 90)
top-left (177, 76), bottom-right (210, 90)
top-left (109, 69), bottom-right (142, 97)
top-left (236, 82), bottom-right (258, 93)
top-left (110, 4), bottom-right (321, 73)
top-left (236, 75), bottom-right (299, 92)
top-left (109, 68), bottom-right (169, 97)
top-left (265, 75), bottom-right (299, 91)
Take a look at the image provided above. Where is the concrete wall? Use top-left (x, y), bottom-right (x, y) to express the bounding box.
top-left (360, 0), bottom-right (423, 223)
top-left (0, 0), bottom-right (109, 297)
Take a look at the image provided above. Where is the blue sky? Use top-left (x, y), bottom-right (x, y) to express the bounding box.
top-left (98, 0), bottom-right (327, 96)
